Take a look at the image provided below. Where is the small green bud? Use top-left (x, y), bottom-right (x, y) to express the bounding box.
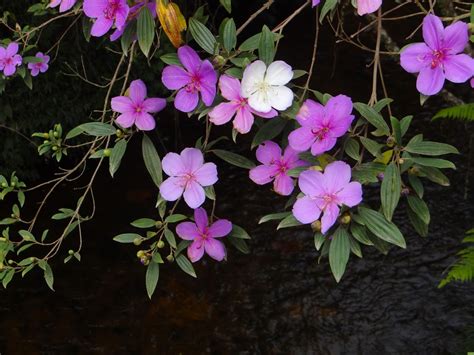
top-left (398, 158), bottom-right (405, 164)
top-left (103, 148), bottom-right (111, 157)
top-left (155, 221), bottom-right (163, 228)
top-left (53, 132), bottom-right (59, 138)
top-left (68, 249), bottom-right (74, 255)
top-left (10, 213), bottom-right (16, 218)
top-left (0, 237), bottom-right (6, 242)
top-left (116, 129), bottom-right (123, 138)
top-left (52, 146), bottom-right (58, 151)
top-left (136, 250), bottom-right (146, 258)
top-left (311, 220), bottom-right (322, 232)
top-left (8, 259), bottom-right (14, 265)
top-left (340, 214), bottom-right (351, 225)
top-left (43, 133), bottom-right (50, 139)
top-left (43, 140), bottom-right (50, 145)
top-left (1, 182), bottom-right (7, 188)
top-left (157, 240), bottom-right (165, 249)
top-left (133, 238), bottom-right (142, 246)
top-left (30, 257), bottom-right (36, 262)
top-left (213, 55), bottom-right (226, 67)
top-left (166, 254), bottom-right (174, 262)
top-left (386, 136), bottom-right (396, 147)
top-left (140, 257), bottom-right (150, 266)
top-left (10, 182), bottom-right (16, 187)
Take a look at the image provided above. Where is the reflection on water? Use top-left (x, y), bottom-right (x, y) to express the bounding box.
top-left (1, 1), bottom-right (474, 353)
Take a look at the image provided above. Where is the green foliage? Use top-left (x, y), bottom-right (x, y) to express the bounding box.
top-left (439, 229), bottom-right (474, 288)
top-left (432, 104), bottom-right (474, 122)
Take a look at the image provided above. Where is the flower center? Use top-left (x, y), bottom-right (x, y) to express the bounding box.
top-left (134, 104), bottom-right (143, 113)
top-left (321, 193), bottom-right (337, 208)
top-left (311, 126), bottom-right (330, 140)
top-left (430, 49), bottom-right (445, 69)
top-left (104, 0), bottom-right (121, 20)
top-left (185, 75), bottom-right (201, 93)
top-left (256, 81), bottom-right (270, 92)
top-left (4, 58), bottom-right (12, 65)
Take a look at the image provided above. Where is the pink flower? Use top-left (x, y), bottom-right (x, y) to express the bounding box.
top-left (293, 161), bottom-right (362, 234)
top-left (209, 75), bottom-right (277, 134)
top-left (161, 46), bottom-right (217, 113)
top-left (111, 79), bottom-right (166, 131)
top-left (249, 141), bottom-right (306, 196)
top-left (357, 0), bottom-right (382, 15)
top-left (400, 14), bottom-right (474, 96)
top-left (28, 52), bottom-right (50, 77)
top-left (288, 95), bottom-right (354, 156)
top-left (160, 148), bottom-right (218, 208)
top-left (83, 0), bottom-right (130, 37)
top-left (176, 208), bottom-right (231, 263)
top-left (0, 43), bottom-right (22, 77)
top-left (110, 1), bottom-right (157, 41)
top-left (48, 0), bottom-right (76, 12)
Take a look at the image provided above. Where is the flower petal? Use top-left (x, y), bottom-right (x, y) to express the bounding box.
top-left (233, 106), bottom-right (254, 134)
top-left (249, 165), bottom-right (278, 185)
top-left (111, 96), bottom-right (133, 113)
top-left (194, 163), bottom-right (218, 186)
top-left (199, 60), bottom-right (217, 106)
top-left (162, 152), bottom-right (186, 176)
top-left (83, 0), bottom-right (107, 17)
top-left (324, 94), bottom-right (353, 122)
top-left (162, 65), bottom-right (190, 90)
top-left (293, 196), bottom-right (322, 224)
top-left (6, 42), bottom-right (19, 57)
top-left (252, 108), bottom-right (278, 119)
top-left (416, 65), bottom-right (445, 96)
top-left (288, 127), bottom-right (315, 152)
top-left (265, 60), bottom-right (293, 86)
top-left (296, 99), bottom-right (324, 127)
top-left (129, 79), bottom-right (147, 104)
top-left (142, 98), bottom-right (166, 113)
top-left (209, 102), bottom-right (238, 125)
top-left (321, 203), bottom-right (339, 234)
top-left (324, 161), bottom-right (352, 193)
top-left (208, 219), bottom-right (232, 238)
top-left (400, 43), bottom-right (431, 73)
top-left (181, 148), bottom-right (204, 173)
top-left (256, 140), bottom-right (281, 164)
top-left (159, 176), bottom-right (184, 201)
top-left (248, 90), bottom-right (271, 113)
top-left (176, 222), bottom-right (200, 240)
top-left (273, 173), bottom-right (294, 196)
top-left (175, 89), bottom-right (199, 112)
top-left (135, 113), bottom-right (156, 131)
top-left (194, 207), bottom-right (208, 231)
top-left (443, 21), bottom-right (469, 54)
top-left (116, 113), bottom-right (135, 128)
top-left (60, 0), bottom-right (77, 12)
top-left (443, 54), bottom-right (474, 84)
top-left (310, 136), bottom-right (337, 156)
top-left (91, 16), bottom-right (113, 37)
top-left (178, 45), bottom-right (202, 74)
top-left (337, 181), bottom-right (363, 207)
top-left (267, 86), bottom-right (294, 111)
top-left (188, 240), bottom-right (205, 262)
top-left (357, 0), bottom-right (382, 15)
top-left (422, 14), bottom-right (444, 50)
top-left (204, 239), bottom-right (226, 261)
top-left (218, 74), bottom-right (242, 101)
top-left (298, 170), bottom-right (325, 197)
top-left (183, 180), bottom-right (206, 209)
top-left (241, 60), bottom-right (267, 97)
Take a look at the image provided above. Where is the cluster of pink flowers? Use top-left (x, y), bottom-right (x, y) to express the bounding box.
top-left (0, 43), bottom-right (50, 78)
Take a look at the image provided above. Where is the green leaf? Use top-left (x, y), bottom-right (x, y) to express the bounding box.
top-left (212, 149), bottom-right (255, 169)
top-left (349, 236), bottom-right (363, 258)
top-left (2, 269), bottom-right (14, 288)
top-left (229, 224), bottom-right (251, 239)
top-left (160, 52), bottom-right (180, 65)
top-left (373, 98), bottom-right (393, 112)
top-left (380, 162), bottom-right (401, 221)
top-left (164, 229), bottom-right (177, 248)
top-left (142, 135), bottom-right (163, 188)
top-left (320, 0), bottom-right (338, 23)
top-left (251, 118), bottom-right (287, 149)
top-left (350, 223), bottom-right (373, 246)
top-left (189, 17), bottom-right (216, 54)
top-left (258, 25), bottom-right (275, 65)
top-left (109, 139), bottom-right (127, 177)
top-left (145, 262), bottom-right (159, 299)
top-left (354, 102), bottom-right (390, 135)
top-left (407, 207), bottom-right (428, 237)
top-left (352, 162), bottom-right (385, 184)
top-left (176, 255), bottom-right (197, 278)
top-left (390, 116), bottom-right (402, 145)
top-left (258, 212), bottom-right (291, 224)
top-left (314, 233), bottom-right (325, 251)
top-left (344, 138), bottom-right (360, 161)
top-left (220, 0), bottom-right (232, 13)
top-left (358, 207), bottom-right (406, 248)
top-left (73, 123), bottom-right (116, 137)
top-left (113, 233), bottom-right (142, 243)
top-left (137, 6), bottom-right (155, 57)
top-left (417, 166), bottom-right (450, 186)
top-left (359, 137), bottom-right (383, 157)
top-left (400, 115), bottom-right (413, 137)
top-left (131, 218), bottom-right (156, 228)
top-left (228, 237), bottom-right (250, 254)
top-left (329, 227), bottom-right (351, 282)
top-left (43, 262), bottom-right (54, 291)
top-left (408, 174), bottom-right (423, 198)
top-left (222, 18), bottom-right (237, 51)
top-left (404, 141), bottom-right (459, 156)
top-left (407, 157), bottom-right (455, 169)
top-left (165, 214), bottom-right (187, 223)
top-left (407, 195), bottom-right (430, 225)
top-left (277, 214), bottom-right (302, 230)
top-left (121, 21), bottom-right (136, 54)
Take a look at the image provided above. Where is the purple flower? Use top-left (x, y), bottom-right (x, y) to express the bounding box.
top-left (293, 161), bottom-right (362, 234)
top-left (83, 0), bottom-right (130, 38)
top-left (0, 43), bottom-right (22, 77)
top-left (110, 1), bottom-right (157, 41)
top-left (209, 75), bottom-right (277, 134)
top-left (249, 141), bottom-right (306, 196)
top-left (400, 14), bottom-right (474, 96)
top-left (48, 0), bottom-right (76, 12)
top-left (28, 52), bottom-right (50, 77)
top-left (357, 0), bottom-right (382, 15)
top-left (160, 148), bottom-right (218, 208)
top-left (312, 0), bottom-right (320, 7)
top-left (111, 79), bottom-right (166, 131)
top-left (288, 95), bottom-right (354, 156)
top-left (161, 45), bottom-right (217, 113)
top-left (176, 208), bottom-right (231, 263)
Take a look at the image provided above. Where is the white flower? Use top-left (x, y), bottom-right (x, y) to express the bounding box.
top-left (240, 60), bottom-right (294, 113)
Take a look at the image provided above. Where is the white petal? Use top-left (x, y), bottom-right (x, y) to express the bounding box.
top-left (248, 90), bottom-right (272, 113)
top-left (241, 60), bottom-right (266, 98)
top-left (265, 60), bottom-right (293, 86)
top-left (268, 86), bottom-right (294, 111)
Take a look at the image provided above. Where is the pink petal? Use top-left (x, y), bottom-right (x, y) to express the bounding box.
top-left (204, 239), bottom-right (226, 261)
top-left (175, 89), bottom-right (199, 112)
top-left (142, 98), bottom-right (166, 113)
top-left (249, 165), bottom-right (278, 185)
top-left (3, 64), bottom-right (17, 76)
top-left (416, 65), bottom-right (445, 96)
top-left (209, 102), bottom-right (238, 125)
top-left (91, 16), bottom-right (114, 37)
top-left (159, 176), bottom-right (185, 201)
top-left (162, 152), bottom-right (186, 176)
top-left (194, 207), bottom-right (208, 231)
top-left (324, 95), bottom-right (353, 123)
top-left (320, 203), bottom-right (339, 234)
top-left (283, 146), bottom-right (305, 168)
top-left (49, 0), bottom-right (62, 7)
top-left (218, 75), bottom-right (241, 101)
top-left (233, 106), bottom-right (254, 134)
top-left (293, 196), bottom-right (321, 224)
top-left (310, 136), bottom-right (337, 155)
top-left (443, 21), bottom-right (469, 54)
top-left (188, 240), bottom-right (205, 262)
top-left (116, 113), bottom-right (135, 128)
top-left (181, 148), bottom-right (204, 173)
top-left (298, 170), bottom-right (325, 197)
top-left (183, 180), bottom-right (206, 208)
top-left (199, 61), bottom-right (217, 106)
top-left (323, 161), bottom-right (352, 194)
top-left (83, 0), bottom-right (107, 17)
top-left (328, 114), bottom-right (354, 137)
top-left (162, 65), bottom-right (190, 90)
top-left (135, 113), bottom-right (156, 131)
top-left (129, 79), bottom-right (147, 104)
top-left (59, 0), bottom-right (76, 12)
top-left (256, 141), bottom-right (282, 164)
top-left (251, 108), bottom-right (278, 119)
top-left (312, 0), bottom-right (320, 6)
top-left (337, 181), bottom-right (363, 207)
top-left (178, 46), bottom-right (202, 74)
top-left (194, 163), bottom-right (218, 186)
top-left (422, 14), bottom-right (444, 50)
top-left (357, 0), bottom-right (382, 15)
top-left (208, 220), bottom-right (232, 238)
top-left (443, 54), bottom-right (474, 84)
top-left (6, 43), bottom-right (19, 57)
top-left (176, 222), bottom-right (200, 240)
top-left (273, 173), bottom-right (294, 196)
top-left (114, 4), bottom-right (129, 30)
top-left (296, 99), bottom-right (324, 127)
top-left (400, 43), bottom-right (431, 73)
top-left (288, 127), bottom-right (315, 152)
top-left (111, 96), bottom-right (133, 113)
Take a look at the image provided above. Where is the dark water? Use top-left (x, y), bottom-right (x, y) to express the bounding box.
top-left (1, 1), bottom-right (474, 354)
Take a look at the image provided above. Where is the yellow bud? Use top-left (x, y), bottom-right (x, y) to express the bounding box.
top-left (157, 0), bottom-right (187, 48)
top-left (340, 214), bottom-right (351, 225)
top-left (311, 220), bottom-right (322, 232)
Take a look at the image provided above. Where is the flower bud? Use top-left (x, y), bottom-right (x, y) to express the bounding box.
top-left (398, 158), bottom-right (405, 164)
top-left (213, 55), bottom-right (226, 67)
top-left (155, 221), bottom-right (163, 228)
top-left (157, 240), bottom-right (165, 249)
top-left (8, 259), bottom-right (13, 265)
top-left (408, 167), bottom-right (419, 175)
top-left (340, 214), bottom-right (351, 224)
top-left (43, 140), bottom-right (50, 145)
top-left (401, 187), bottom-right (410, 196)
top-left (52, 146), bottom-right (58, 151)
top-left (166, 254), bottom-right (174, 262)
top-left (68, 249), bottom-right (74, 255)
top-left (377, 172), bottom-right (384, 181)
top-left (386, 136), bottom-right (396, 147)
top-left (116, 129), bottom-right (123, 138)
top-left (1, 182), bottom-right (7, 188)
top-left (311, 220), bottom-right (322, 232)
top-left (103, 149), bottom-right (111, 157)
top-left (133, 238), bottom-right (142, 246)
top-left (140, 257), bottom-right (150, 266)
top-left (136, 250), bottom-right (146, 258)
top-left (53, 132), bottom-right (59, 138)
